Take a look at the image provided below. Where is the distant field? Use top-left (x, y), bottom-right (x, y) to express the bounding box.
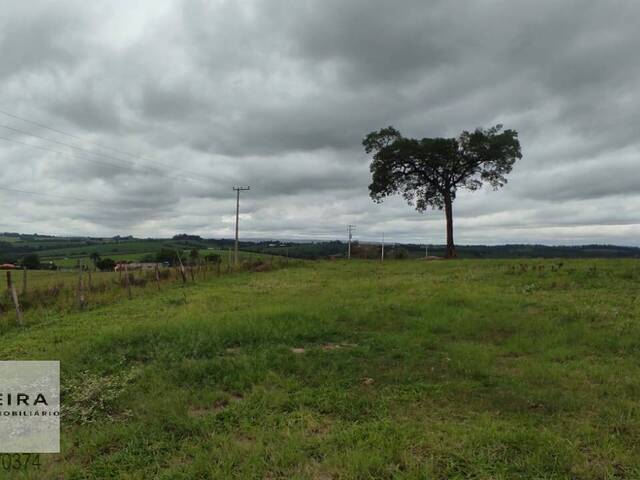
top-left (45, 252), bottom-right (157, 268)
top-left (44, 248), bottom-right (272, 268)
top-left (4, 234), bottom-right (640, 263)
top-left (3, 269), bottom-right (118, 289)
top-left (2, 258), bottom-right (640, 478)
top-left (0, 235), bottom-right (20, 243)
top-left (36, 240), bottom-right (173, 259)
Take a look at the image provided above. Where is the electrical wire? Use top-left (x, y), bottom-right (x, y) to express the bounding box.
top-left (0, 134), bottom-right (213, 186)
top-left (0, 108), bottom-right (218, 181)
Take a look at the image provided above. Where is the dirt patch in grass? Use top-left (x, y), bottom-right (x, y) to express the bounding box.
top-left (188, 393), bottom-right (244, 418)
top-left (292, 342), bottom-right (358, 353)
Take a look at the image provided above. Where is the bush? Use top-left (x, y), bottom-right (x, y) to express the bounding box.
top-left (156, 248), bottom-right (179, 265)
top-left (393, 248), bottom-right (410, 260)
top-left (205, 253), bottom-right (221, 264)
top-left (62, 368), bottom-right (140, 424)
top-left (96, 258), bottom-right (116, 272)
top-left (21, 253), bottom-right (40, 269)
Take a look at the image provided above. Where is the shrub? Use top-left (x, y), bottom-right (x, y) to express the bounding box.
top-left (96, 258), bottom-right (116, 272)
top-left (156, 248), bottom-right (179, 265)
top-left (21, 253), bottom-right (40, 269)
top-left (205, 253), bottom-right (221, 264)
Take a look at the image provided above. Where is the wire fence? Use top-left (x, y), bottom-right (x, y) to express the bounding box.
top-left (0, 255), bottom-right (298, 332)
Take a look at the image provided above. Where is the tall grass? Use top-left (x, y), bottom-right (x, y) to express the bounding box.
top-left (0, 256), bottom-right (296, 331)
top-left (1, 258), bottom-right (639, 478)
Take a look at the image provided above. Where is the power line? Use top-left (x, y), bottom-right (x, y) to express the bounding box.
top-left (0, 108), bottom-right (217, 181)
top-left (0, 123), bottom-right (137, 169)
top-left (0, 134), bottom-right (211, 186)
top-left (0, 123), bottom-right (213, 186)
top-left (0, 134), bottom-right (140, 176)
top-left (0, 185), bottom-right (217, 220)
top-left (0, 185), bottom-right (89, 203)
top-left (0, 110), bottom-right (253, 238)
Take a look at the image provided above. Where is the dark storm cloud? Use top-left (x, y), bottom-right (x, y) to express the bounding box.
top-left (0, 0), bottom-right (639, 244)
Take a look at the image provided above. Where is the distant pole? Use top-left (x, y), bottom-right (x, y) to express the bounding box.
top-left (233, 186), bottom-right (250, 267)
top-left (425, 244), bottom-right (428, 258)
top-left (347, 224), bottom-right (356, 260)
top-left (381, 232), bottom-right (385, 261)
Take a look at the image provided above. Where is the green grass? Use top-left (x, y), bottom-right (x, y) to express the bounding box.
top-left (33, 240), bottom-right (169, 258)
top-left (44, 253), bottom-right (157, 268)
top-left (2, 259), bottom-right (640, 479)
top-left (42, 248), bottom-right (269, 268)
top-left (0, 235), bottom-right (20, 243)
top-left (3, 269), bottom-right (118, 289)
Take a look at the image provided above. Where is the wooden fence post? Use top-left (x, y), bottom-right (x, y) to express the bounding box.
top-left (154, 265), bottom-right (161, 290)
top-left (176, 252), bottom-right (187, 284)
top-left (77, 266), bottom-right (85, 309)
top-left (6, 271), bottom-right (23, 326)
top-left (21, 267), bottom-right (27, 295)
top-left (124, 264), bottom-right (132, 300)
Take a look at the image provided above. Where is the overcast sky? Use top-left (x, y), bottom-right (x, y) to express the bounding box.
top-left (1, 0), bottom-right (639, 245)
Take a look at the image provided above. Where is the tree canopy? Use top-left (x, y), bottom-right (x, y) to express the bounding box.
top-left (364, 125), bottom-right (521, 257)
top-left (89, 251), bottom-right (101, 265)
top-left (21, 253), bottom-right (41, 270)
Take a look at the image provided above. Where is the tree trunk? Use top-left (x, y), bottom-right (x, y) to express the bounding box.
top-left (444, 193), bottom-right (456, 258)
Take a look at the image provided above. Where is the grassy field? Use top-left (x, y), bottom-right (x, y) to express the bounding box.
top-left (33, 240), bottom-right (169, 259)
top-left (42, 248), bottom-right (268, 268)
top-left (2, 259), bottom-right (640, 479)
top-left (2, 269), bottom-right (118, 289)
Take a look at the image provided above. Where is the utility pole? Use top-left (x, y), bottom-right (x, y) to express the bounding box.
top-left (425, 244), bottom-right (428, 258)
top-left (381, 232), bottom-right (385, 261)
top-left (233, 186), bottom-right (250, 267)
top-left (347, 224), bottom-right (356, 260)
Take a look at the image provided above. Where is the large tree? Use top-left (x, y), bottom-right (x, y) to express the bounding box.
top-left (364, 125), bottom-right (521, 258)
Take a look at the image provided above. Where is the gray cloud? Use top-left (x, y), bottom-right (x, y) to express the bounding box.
top-left (1, 0), bottom-right (639, 245)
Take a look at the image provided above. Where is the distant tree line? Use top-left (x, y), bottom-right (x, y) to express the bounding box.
top-left (3, 233), bottom-right (640, 266)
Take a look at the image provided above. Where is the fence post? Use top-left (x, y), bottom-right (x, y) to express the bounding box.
top-left (21, 266), bottom-right (27, 295)
top-left (6, 271), bottom-right (23, 326)
top-left (154, 265), bottom-right (161, 290)
top-left (77, 266), bottom-right (85, 310)
top-left (176, 253), bottom-right (187, 284)
top-left (124, 264), bottom-right (132, 300)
